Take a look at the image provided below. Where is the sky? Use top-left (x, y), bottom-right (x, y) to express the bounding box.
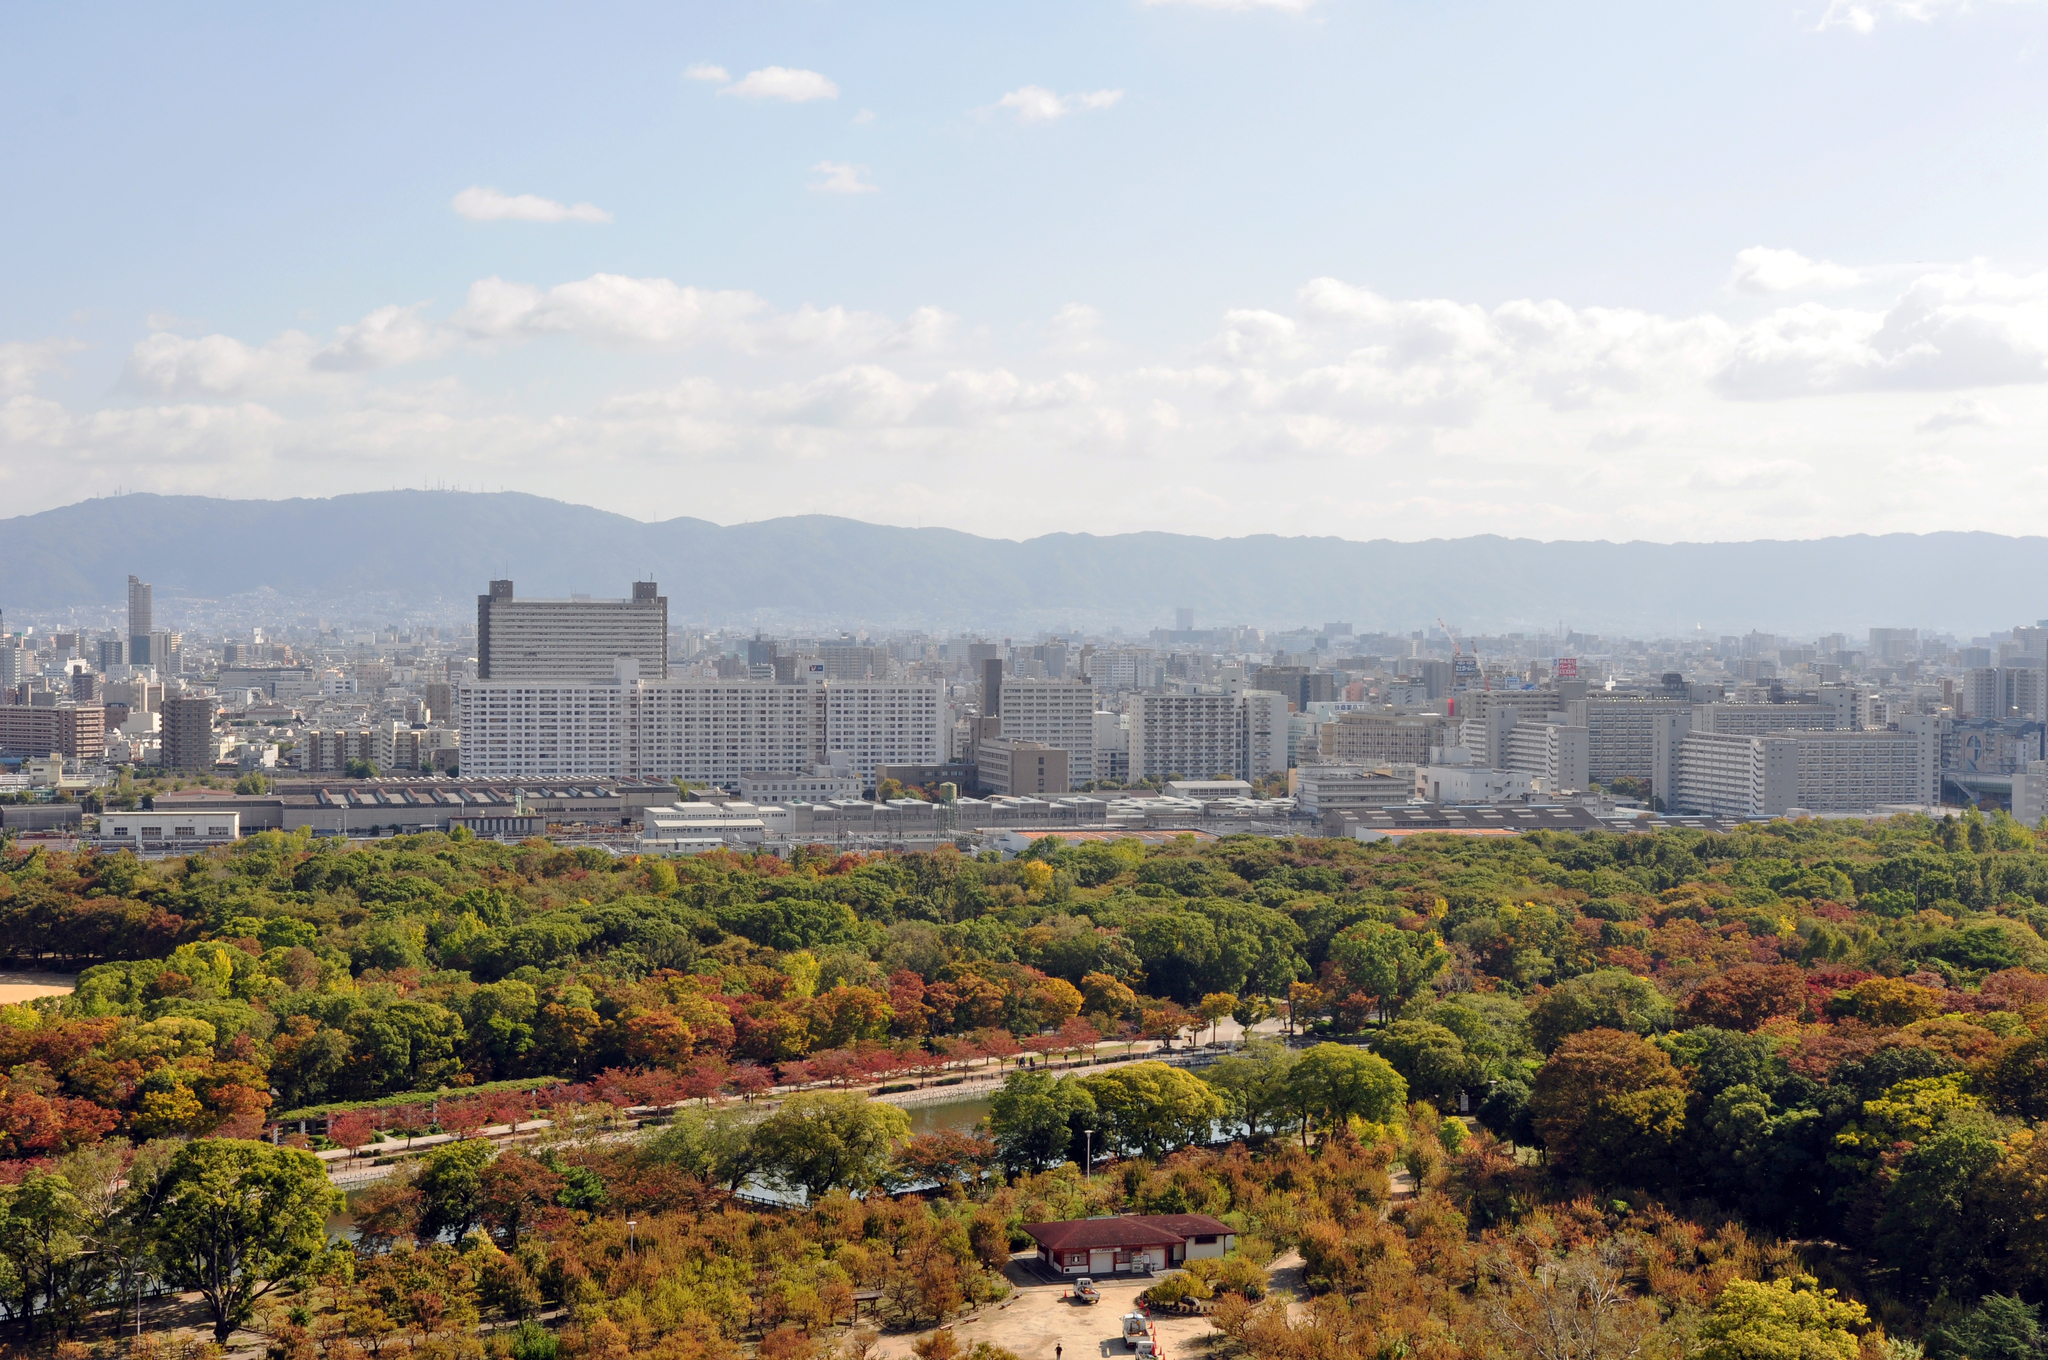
top-left (4, 0), bottom-right (2048, 544)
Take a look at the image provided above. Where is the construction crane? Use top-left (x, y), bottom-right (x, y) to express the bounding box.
top-left (1437, 616), bottom-right (1490, 692)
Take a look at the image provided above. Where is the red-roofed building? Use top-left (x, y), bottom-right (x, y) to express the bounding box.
top-left (1020, 1214), bottom-right (1237, 1276)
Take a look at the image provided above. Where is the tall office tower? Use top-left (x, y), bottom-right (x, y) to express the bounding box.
top-left (127, 575), bottom-right (154, 665)
top-left (160, 694), bottom-right (219, 770)
top-left (475, 579), bottom-right (668, 682)
top-left (96, 639), bottom-right (125, 671)
top-left (982, 657), bottom-right (1004, 719)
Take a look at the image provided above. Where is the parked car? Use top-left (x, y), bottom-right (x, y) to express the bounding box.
top-left (1073, 1278), bottom-right (1101, 1304)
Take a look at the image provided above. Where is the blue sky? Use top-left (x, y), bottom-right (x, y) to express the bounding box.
top-left (5, 0), bottom-right (2048, 542)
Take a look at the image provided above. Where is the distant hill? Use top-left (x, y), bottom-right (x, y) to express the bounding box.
top-left (1, 491), bottom-right (2040, 635)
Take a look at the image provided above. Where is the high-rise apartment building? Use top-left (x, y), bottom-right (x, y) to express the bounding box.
top-left (1088, 648), bottom-right (1163, 692)
top-left (1503, 720), bottom-right (1591, 792)
top-left (1127, 691), bottom-right (1290, 782)
top-left (1570, 697), bottom-right (1696, 784)
top-left (1321, 712), bottom-right (1451, 767)
top-left (127, 575), bottom-right (153, 665)
top-left (476, 580), bottom-right (667, 683)
top-left (160, 694), bottom-right (219, 770)
top-left (999, 679), bottom-right (1098, 781)
top-left (0, 704), bottom-right (106, 762)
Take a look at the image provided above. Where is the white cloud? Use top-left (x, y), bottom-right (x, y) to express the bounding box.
top-left (36, 256), bottom-right (2048, 543)
top-left (452, 273), bottom-right (946, 353)
top-left (311, 305), bottom-right (452, 372)
top-left (992, 86), bottom-right (1125, 122)
top-left (1045, 304), bottom-right (1107, 357)
top-left (1141, 0), bottom-right (1322, 11)
top-left (122, 330), bottom-right (322, 398)
top-left (809, 161), bottom-right (878, 194)
top-left (1814, 0), bottom-right (2020, 31)
top-left (0, 339), bottom-right (85, 397)
top-left (683, 63), bottom-right (729, 82)
top-left (1688, 459), bottom-right (1810, 492)
top-left (452, 186), bottom-right (613, 224)
top-left (720, 67), bottom-right (838, 102)
top-left (1729, 247), bottom-right (1865, 295)
top-left (1715, 268), bottom-right (2048, 396)
top-left (1919, 396), bottom-right (2008, 431)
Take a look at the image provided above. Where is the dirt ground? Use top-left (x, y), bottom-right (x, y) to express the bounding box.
top-left (0, 970), bottom-right (76, 1004)
top-left (872, 1252), bottom-right (1305, 1360)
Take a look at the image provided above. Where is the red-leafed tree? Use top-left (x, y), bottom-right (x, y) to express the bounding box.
top-left (1681, 963), bottom-right (1809, 1031)
top-left (328, 1109), bottom-right (380, 1160)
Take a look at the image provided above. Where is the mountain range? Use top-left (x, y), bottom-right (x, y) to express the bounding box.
top-left (1, 491), bottom-right (2039, 636)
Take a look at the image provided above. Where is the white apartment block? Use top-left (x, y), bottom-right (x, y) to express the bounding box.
top-left (635, 680), bottom-right (826, 785)
top-left (1504, 720), bottom-right (1591, 792)
top-left (1128, 692), bottom-right (1241, 782)
top-left (1670, 724), bottom-right (1939, 817)
top-left (455, 683), bottom-right (631, 778)
top-left (1568, 698), bottom-right (1694, 784)
top-left (999, 679), bottom-right (1099, 781)
top-left (1088, 648), bottom-right (1164, 692)
top-left (737, 768), bottom-right (863, 804)
top-left (1243, 690), bottom-right (1291, 779)
top-left (475, 579), bottom-right (667, 683)
top-left (822, 682), bottom-right (948, 786)
top-left (1127, 691), bottom-right (1290, 782)
top-left (1693, 701), bottom-right (1849, 736)
top-left (1322, 712), bottom-right (1452, 767)
top-left (2015, 761), bottom-right (2048, 825)
top-left (1295, 766), bottom-right (1415, 817)
top-left (459, 669), bottom-right (943, 789)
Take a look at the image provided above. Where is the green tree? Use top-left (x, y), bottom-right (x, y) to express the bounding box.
top-left (1528, 969), bottom-right (1673, 1053)
top-left (1124, 900), bottom-right (1306, 1003)
top-left (1285, 1043), bottom-right (1408, 1146)
top-left (0, 1170), bottom-right (84, 1333)
top-left (1329, 921), bottom-right (1449, 1022)
top-left (1079, 1061), bottom-right (1226, 1158)
top-left (749, 1092), bottom-right (910, 1201)
top-left (414, 1138), bottom-right (496, 1244)
top-left (646, 1106), bottom-right (764, 1191)
top-left (1374, 1019), bottom-right (1483, 1109)
top-left (988, 1072), bottom-right (1097, 1174)
top-left (1927, 1294), bottom-right (2046, 1360)
top-left (148, 1140), bottom-right (342, 1343)
top-left (1202, 1038), bottom-right (1299, 1137)
top-left (1696, 1275), bottom-right (1867, 1360)
top-left (1198, 992), bottom-right (1239, 1045)
top-left (348, 1000), bottom-right (465, 1093)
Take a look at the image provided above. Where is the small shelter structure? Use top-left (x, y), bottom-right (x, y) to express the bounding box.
top-left (1020, 1214), bottom-right (1237, 1276)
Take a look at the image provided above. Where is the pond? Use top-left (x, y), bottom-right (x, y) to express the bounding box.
top-left (901, 1093), bottom-right (994, 1137)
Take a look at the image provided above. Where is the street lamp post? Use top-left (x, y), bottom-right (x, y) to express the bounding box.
top-left (1083, 1130), bottom-right (1092, 1177)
